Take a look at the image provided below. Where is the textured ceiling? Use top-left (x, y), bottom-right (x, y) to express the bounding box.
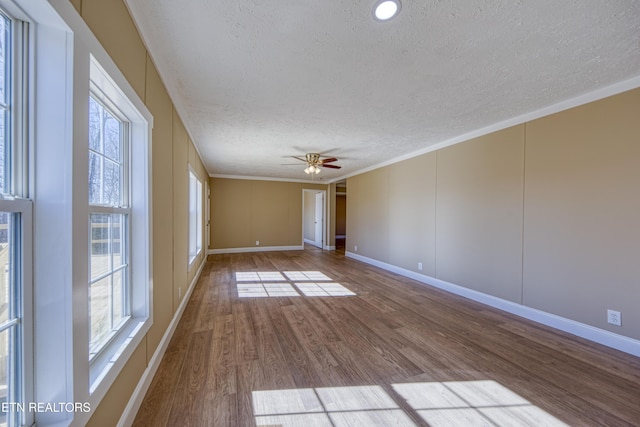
top-left (125, 0), bottom-right (640, 182)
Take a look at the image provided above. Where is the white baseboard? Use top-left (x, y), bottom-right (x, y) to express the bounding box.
top-left (304, 238), bottom-right (315, 245)
top-left (335, 235), bottom-right (346, 239)
top-left (117, 259), bottom-right (206, 427)
top-left (208, 245), bottom-right (304, 254)
top-left (325, 245), bottom-right (336, 251)
top-left (345, 251), bottom-right (640, 358)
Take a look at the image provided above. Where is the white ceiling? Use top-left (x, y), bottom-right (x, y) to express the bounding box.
top-left (125, 0), bottom-right (640, 183)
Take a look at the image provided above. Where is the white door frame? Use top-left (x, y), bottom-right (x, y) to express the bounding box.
top-left (302, 189), bottom-right (326, 249)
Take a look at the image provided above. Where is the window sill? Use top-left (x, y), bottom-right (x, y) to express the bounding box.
top-left (89, 315), bottom-right (150, 397)
top-left (188, 250), bottom-right (203, 270)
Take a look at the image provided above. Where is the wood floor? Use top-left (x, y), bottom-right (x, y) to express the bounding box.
top-left (133, 247), bottom-right (640, 426)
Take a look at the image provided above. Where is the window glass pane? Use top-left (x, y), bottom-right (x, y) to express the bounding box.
top-left (112, 269), bottom-right (124, 326)
top-left (88, 151), bottom-right (103, 205)
top-left (0, 213), bottom-right (10, 325)
top-left (90, 214), bottom-right (111, 280)
top-left (89, 95), bottom-right (124, 207)
top-left (111, 214), bottom-right (123, 268)
top-left (0, 180), bottom-right (23, 421)
top-left (196, 180), bottom-right (202, 253)
top-left (0, 14), bottom-right (8, 104)
top-left (88, 97), bottom-right (101, 152)
top-left (103, 115), bottom-right (120, 162)
top-left (89, 212), bottom-right (128, 355)
top-left (90, 276), bottom-right (110, 350)
top-left (103, 159), bottom-right (120, 205)
top-left (0, 328), bottom-right (11, 426)
top-left (0, 107), bottom-right (4, 193)
top-left (0, 108), bottom-right (6, 196)
top-left (188, 172), bottom-right (197, 259)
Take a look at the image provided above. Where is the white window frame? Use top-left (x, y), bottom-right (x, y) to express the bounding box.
top-left (188, 168), bottom-right (202, 265)
top-left (0, 199), bottom-right (32, 427)
top-left (0, 4), bottom-right (32, 427)
top-left (87, 90), bottom-right (132, 361)
top-left (86, 56), bottom-right (152, 399)
top-left (24, 0), bottom-right (153, 423)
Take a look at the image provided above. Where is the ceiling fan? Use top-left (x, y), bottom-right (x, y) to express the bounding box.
top-left (291, 153), bottom-right (342, 175)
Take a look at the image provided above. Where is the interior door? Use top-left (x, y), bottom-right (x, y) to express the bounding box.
top-left (314, 192), bottom-right (324, 248)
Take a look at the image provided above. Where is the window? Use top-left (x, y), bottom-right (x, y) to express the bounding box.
top-left (189, 170), bottom-right (202, 264)
top-left (88, 95), bottom-right (130, 358)
top-left (0, 11), bottom-right (9, 195)
top-left (86, 57), bottom-right (151, 399)
top-left (0, 8), bottom-right (31, 427)
top-left (22, 1), bottom-right (152, 422)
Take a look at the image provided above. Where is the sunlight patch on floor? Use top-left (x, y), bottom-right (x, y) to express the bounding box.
top-left (237, 282), bottom-right (300, 298)
top-left (252, 381), bottom-right (568, 427)
top-left (235, 271), bottom-right (356, 298)
top-left (295, 282), bottom-right (356, 297)
top-left (283, 271), bottom-right (332, 281)
top-left (253, 385), bottom-right (414, 427)
top-left (392, 380), bottom-right (569, 427)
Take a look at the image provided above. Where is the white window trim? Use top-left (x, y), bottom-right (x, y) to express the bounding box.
top-left (188, 167), bottom-right (202, 267)
top-left (86, 56), bottom-right (152, 399)
top-left (0, 3), bottom-right (34, 426)
top-left (0, 198), bottom-right (33, 427)
top-left (25, 0), bottom-right (153, 425)
top-left (88, 88), bottom-right (133, 361)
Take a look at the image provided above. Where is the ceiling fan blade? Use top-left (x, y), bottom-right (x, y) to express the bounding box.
top-left (292, 156), bottom-right (307, 162)
top-left (320, 157), bottom-right (338, 164)
top-left (322, 164), bottom-right (341, 169)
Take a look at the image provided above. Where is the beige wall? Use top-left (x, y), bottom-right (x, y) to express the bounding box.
top-left (346, 88), bottom-right (640, 341)
top-left (348, 168), bottom-right (390, 262)
top-left (436, 126), bottom-right (524, 302)
top-left (75, 1), bottom-right (209, 425)
top-left (523, 89), bottom-right (640, 338)
top-left (211, 178), bottom-right (325, 250)
top-left (389, 153), bottom-right (437, 277)
top-left (144, 55), bottom-right (174, 356)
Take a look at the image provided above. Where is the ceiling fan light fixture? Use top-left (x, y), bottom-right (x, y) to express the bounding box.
top-left (304, 164), bottom-right (321, 174)
top-left (373, 0), bottom-right (401, 21)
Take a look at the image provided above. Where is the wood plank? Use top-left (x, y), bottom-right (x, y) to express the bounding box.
top-left (135, 247), bottom-right (640, 427)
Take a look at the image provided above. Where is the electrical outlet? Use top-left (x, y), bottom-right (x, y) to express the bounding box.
top-left (354, 245), bottom-right (358, 252)
top-left (178, 287), bottom-right (182, 299)
top-left (256, 240), bottom-right (260, 246)
top-left (607, 309), bottom-right (621, 326)
top-left (418, 262), bottom-right (423, 271)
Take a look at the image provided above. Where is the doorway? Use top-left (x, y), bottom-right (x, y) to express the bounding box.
top-left (335, 181), bottom-right (346, 251)
top-left (303, 189), bottom-right (326, 249)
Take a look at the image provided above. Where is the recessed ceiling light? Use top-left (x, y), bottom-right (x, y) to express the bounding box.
top-left (373, 0), bottom-right (401, 21)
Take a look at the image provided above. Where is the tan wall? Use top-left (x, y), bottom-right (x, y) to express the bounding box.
top-left (436, 126), bottom-right (524, 302)
top-left (211, 178), bottom-right (325, 250)
top-left (388, 153), bottom-right (437, 276)
top-left (144, 55), bottom-right (173, 356)
top-left (348, 168), bottom-right (390, 262)
top-left (523, 89), bottom-right (640, 339)
top-left (346, 88), bottom-right (640, 341)
top-left (76, 0), bottom-right (209, 425)
top-left (171, 110), bottom-right (189, 312)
